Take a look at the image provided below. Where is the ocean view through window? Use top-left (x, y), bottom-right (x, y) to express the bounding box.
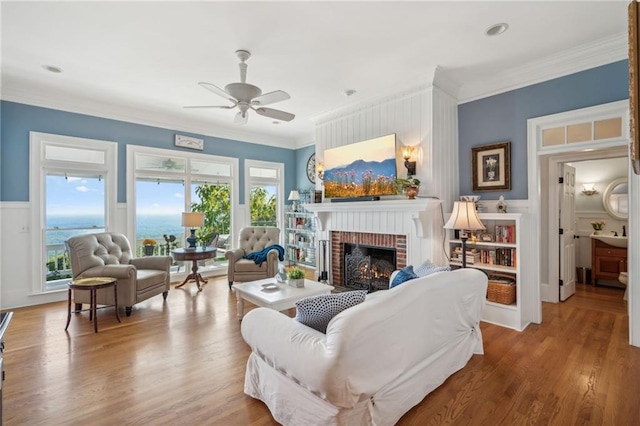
top-left (45, 173), bottom-right (105, 288)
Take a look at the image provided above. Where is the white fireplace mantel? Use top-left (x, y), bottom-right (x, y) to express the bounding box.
top-left (304, 198), bottom-right (442, 238)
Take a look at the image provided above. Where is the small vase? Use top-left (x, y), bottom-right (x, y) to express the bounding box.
top-left (593, 230), bottom-right (602, 235)
top-left (405, 186), bottom-right (419, 200)
top-left (143, 245), bottom-right (155, 256)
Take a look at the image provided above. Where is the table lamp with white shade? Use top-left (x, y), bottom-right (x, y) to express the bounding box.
top-left (288, 189), bottom-right (300, 212)
top-left (182, 212), bottom-right (205, 249)
top-left (444, 201), bottom-right (485, 268)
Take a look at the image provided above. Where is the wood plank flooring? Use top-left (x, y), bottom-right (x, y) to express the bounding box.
top-left (2, 279), bottom-right (638, 425)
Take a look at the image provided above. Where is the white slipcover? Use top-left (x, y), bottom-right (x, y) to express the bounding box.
top-left (241, 268), bottom-right (488, 426)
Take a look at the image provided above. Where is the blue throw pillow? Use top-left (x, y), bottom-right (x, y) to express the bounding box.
top-left (295, 290), bottom-right (367, 333)
top-left (390, 265), bottom-right (418, 288)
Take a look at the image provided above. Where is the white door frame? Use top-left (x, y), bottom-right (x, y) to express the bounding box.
top-left (527, 99), bottom-right (639, 347)
top-left (548, 150), bottom-right (625, 302)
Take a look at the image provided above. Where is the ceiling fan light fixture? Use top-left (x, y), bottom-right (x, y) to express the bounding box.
top-left (485, 23), bottom-right (509, 36)
top-left (225, 82), bottom-right (262, 102)
top-left (185, 50), bottom-right (294, 124)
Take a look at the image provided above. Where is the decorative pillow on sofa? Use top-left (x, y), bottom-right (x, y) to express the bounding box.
top-left (390, 265), bottom-right (418, 288)
top-left (414, 260), bottom-right (451, 277)
top-left (295, 290), bottom-right (367, 333)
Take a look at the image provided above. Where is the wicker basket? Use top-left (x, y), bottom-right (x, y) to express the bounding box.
top-left (486, 273), bottom-right (516, 305)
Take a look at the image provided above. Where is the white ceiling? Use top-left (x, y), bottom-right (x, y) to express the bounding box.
top-left (0, 1), bottom-right (629, 149)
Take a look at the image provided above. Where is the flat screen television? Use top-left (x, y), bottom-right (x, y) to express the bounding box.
top-left (323, 134), bottom-right (397, 199)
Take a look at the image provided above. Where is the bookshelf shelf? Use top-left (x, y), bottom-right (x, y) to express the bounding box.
top-left (447, 212), bottom-right (524, 330)
top-left (285, 207), bottom-right (317, 268)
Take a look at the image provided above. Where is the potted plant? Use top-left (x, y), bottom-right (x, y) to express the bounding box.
top-left (287, 267), bottom-right (306, 288)
top-left (196, 229), bottom-right (217, 249)
top-left (396, 177), bottom-right (421, 199)
top-left (141, 238), bottom-right (157, 256)
top-left (590, 220), bottom-right (606, 234)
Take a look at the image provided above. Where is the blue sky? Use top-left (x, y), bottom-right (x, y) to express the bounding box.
top-left (47, 175), bottom-right (276, 217)
top-left (136, 180), bottom-right (186, 215)
top-left (46, 175), bottom-right (105, 216)
top-left (46, 175), bottom-right (188, 216)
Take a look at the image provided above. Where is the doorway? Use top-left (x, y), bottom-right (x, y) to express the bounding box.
top-left (527, 99), bottom-right (640, 347)
top-left (552, 153), bottom-right (628, 303)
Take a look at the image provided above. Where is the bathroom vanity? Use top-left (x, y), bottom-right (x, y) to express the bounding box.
top-left (591, 237), bottom-right (627, 285)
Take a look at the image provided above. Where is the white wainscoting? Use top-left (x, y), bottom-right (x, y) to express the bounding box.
top-left (0, 202), bottom-right (128, 309)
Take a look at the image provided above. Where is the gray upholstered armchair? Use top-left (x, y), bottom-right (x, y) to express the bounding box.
top-left (66, 232), bottom-right (171, 316)
top-left (225, 227), bottom-right (281, 289)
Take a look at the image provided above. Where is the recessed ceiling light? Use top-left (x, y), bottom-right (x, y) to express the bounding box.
top-left (485, 23), bottom-right (509, 37)
top-left (42, 65), bottom-right (63, 73)
top-left (343, 89), bottom-right (357, 97)
top-left (272, 121), bottom-right (280, 125)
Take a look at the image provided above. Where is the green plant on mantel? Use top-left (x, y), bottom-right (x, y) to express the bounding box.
top-left (396, 177), bottom-right (421, 199)
top-left (395, 177), bottom-right (421, 190)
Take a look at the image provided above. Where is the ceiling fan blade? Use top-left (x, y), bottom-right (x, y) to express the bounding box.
top-left (184, 105), bottom-right (235, 109)
top-left (255, 107), bottom-right (295, 122)
top-left (251, 90), bottom-right (290, 106)
top-left (198, 82), bottom-right (237, 103)
top-left (234, 111), bottom-right (248, 125)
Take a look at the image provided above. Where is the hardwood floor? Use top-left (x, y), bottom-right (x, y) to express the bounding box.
top-left (2, 279), bottom-right (638, 425)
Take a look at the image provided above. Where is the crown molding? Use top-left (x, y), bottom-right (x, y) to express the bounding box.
top-left (458, 33), bottom-right (628, 104)
top-left (311, 65), bottom-right (462, 126)
top-left (1, 85), bottom-right (299, 150)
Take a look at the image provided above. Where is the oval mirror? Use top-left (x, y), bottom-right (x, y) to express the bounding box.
top-left (602, 177), bottom-right (628, 220)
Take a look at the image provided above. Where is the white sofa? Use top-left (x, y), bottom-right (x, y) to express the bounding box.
top-left (240, 268), bottom-right (488, 426)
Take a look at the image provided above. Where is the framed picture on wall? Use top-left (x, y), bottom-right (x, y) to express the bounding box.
top-left (472, 141), bottom-right (511, 192)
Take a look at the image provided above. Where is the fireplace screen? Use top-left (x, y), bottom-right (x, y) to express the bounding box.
top-left (343, 244), bottom-right (396, 292)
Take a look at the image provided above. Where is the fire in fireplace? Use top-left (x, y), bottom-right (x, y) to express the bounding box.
top-left (343, 243), bottom-right (396, 292)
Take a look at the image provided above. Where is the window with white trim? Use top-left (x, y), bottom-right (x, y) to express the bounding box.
top-left (127, 146), bottom-right (238, 274)
top-left (245, 160), bottom-right (284, 229)
top-left (30, 132), bottom-right (117, 293)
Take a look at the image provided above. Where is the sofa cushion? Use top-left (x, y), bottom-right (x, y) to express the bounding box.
top-left (414, 260), bottom-right (434, 277)
top-left (390, 265), bottom-right (418, 288)
top-left (295, 290), bottom-right (367, 333)
top-left (415, 262), bottom-right (451, 277)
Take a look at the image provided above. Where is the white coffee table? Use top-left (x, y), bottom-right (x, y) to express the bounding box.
top-left (232, 278), bottom-right (334, 319)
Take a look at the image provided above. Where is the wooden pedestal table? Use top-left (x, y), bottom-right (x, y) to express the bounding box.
top-left (172, 247), bottom-right (217, 292)
top-left (65, 276), bottom-right (121, 333)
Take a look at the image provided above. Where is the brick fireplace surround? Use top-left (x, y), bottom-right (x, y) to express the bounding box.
top-left (331, 231), bottom-right (407, 288)
top-left (305, 198), bottom-right (443, 287)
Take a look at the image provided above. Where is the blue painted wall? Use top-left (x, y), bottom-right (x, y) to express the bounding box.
top-left (458, 60), bottom-right (629, 200)
top-left (295, 145), bottom-right (316, 194)
top-left (0, 101), bottom-right (297, 204)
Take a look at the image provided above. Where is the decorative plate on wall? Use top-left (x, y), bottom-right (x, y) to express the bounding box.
top-left (306, 153), bottom-right (316, 184)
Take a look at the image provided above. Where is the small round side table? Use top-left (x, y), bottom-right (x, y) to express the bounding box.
top-left (65, 277), bottom-right (121, 333)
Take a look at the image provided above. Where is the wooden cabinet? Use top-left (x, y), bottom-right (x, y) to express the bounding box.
top-left (591, 239), bottom-right (627, 285)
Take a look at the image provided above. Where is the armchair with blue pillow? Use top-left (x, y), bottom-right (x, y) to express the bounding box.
top-left (225, 226), bottom-right (283, 289)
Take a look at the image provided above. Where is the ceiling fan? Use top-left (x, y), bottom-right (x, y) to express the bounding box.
top-left (185, 50), bottom-right (295, 125)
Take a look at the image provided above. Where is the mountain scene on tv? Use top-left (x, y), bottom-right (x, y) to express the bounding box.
top-left (324, 158), bottom-right (397, 198)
